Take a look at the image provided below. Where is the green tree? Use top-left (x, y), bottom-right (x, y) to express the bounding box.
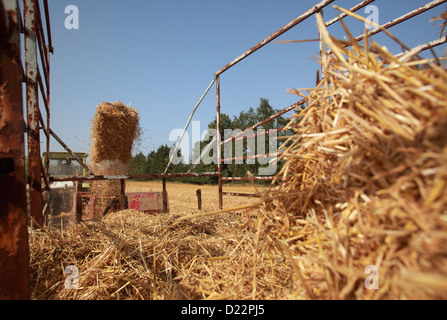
top-left (204, 98), bottom-right (289, 180)
top-left (128, 152), bottom-right (147, 175)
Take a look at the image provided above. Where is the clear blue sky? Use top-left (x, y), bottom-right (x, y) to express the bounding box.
top-left (45, 0), bottom-right (447, 157)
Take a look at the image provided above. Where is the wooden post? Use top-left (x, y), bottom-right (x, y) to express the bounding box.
top-left (196, 189), bottom-right (202, 210)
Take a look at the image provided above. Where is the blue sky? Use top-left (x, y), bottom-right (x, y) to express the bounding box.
top-left (45, 0), bottom-right (447, 157)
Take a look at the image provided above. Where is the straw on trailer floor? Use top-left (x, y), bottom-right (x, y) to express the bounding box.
top-left (29, 209), bottom-right (295, 300)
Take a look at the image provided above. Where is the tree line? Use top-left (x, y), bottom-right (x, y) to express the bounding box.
top-left (128, 98), bottom-right (293, 184)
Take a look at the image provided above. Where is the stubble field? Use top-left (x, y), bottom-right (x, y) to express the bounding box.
top-left (125, 180), bottom-right (269, 215)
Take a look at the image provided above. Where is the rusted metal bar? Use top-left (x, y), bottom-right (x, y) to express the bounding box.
top-left (34, 18), bottom-right (49, 91)
top-left (354, 0), bottom-right (447, 44)
top-left (222, 176), bottom-right (277, 181)
top-left (34, 0), bottom-right (50, 75)
top-left (40, 160), bottom-right (50, 192)
top-left (44, 83), bottom-right (50, 186)
top-left (231, 125), bottom-right (298, 143)
top-left (38, 108), bottom-right (50, 140)
top-left (216, 76), bottom-right (223, 209)
top-left (42, 73), bottom-right (50, 213)
top-left (51, 175), bottom-right (130, 182)
top-left (36, 26), bottom-right (48, 75)
top-left (232, 127), bottom-right (279, 143)
top-left (395, 36), bottom-right (447, 58)
top-left (49, 172), bottom-right (220, 182)
top-left (25, 0), bottom-right (43, 226)
top-left (41, 5), bottom-right (51, 187)
top-left (221, 100), bottom-right (306, 146)
top-left (325, 0), bottom-right (375, 27)
top-left (222, 192), bottom-right (261, 198)
top-left (49, 128), bottom-right (94, 175)
top-left (43, 0), bottom-right (53, 53)
top-left (164, 77), bottom-right (216, 174)
top-left (0, 0), bottom-right (31, 299)
top-left (37, 72), bottom-right (49, 114)
top-left (222, 152), bottom-right (282, 163)
top-left (215, 0), bottom-right (335, 76)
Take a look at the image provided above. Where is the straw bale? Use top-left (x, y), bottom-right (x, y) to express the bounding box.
top-left (90, 101), bottom-right (140, 165)
top-left (89, 102), bottom-right (140, 218)
top-left (259, 12), bottom-right (447, 299)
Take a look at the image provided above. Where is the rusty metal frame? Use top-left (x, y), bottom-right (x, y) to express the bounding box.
top-left (211, 0), bottom-right (447, 205)
top-left (49, 172), bottom-right (220, 183)
top-left (1, 0), bottom-right (54, 298)
top-left (24, 0), bottom-right (44, 226)
top-left (20, 0), bottom-right (55, 227)
top-left (0, 0), bottom-right (31, 300)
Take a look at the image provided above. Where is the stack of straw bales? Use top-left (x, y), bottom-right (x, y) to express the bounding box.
top-left (90, 101), bottom-right (140, 218)
top-left (260, 11), bottom-right (447, 299)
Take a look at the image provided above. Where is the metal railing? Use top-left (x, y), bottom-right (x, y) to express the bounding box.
top-left (0, 0), bottom-right (55, 299)
top-left (23, 0), bottom-right (54, 226)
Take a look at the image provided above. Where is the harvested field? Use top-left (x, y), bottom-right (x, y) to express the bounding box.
top-left (125, 181), bottom-right (268, 213)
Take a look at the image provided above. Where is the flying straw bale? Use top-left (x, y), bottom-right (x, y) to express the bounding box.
top-left (90, 101), bottom-right (140, 165)
top-left (260, 11), bottom-right (447, 300)
top-left (90, 101), bottom-right (140, 219)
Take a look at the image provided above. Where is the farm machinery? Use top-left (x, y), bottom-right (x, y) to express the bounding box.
top-left (45, 152), bottom-right (168, 229)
